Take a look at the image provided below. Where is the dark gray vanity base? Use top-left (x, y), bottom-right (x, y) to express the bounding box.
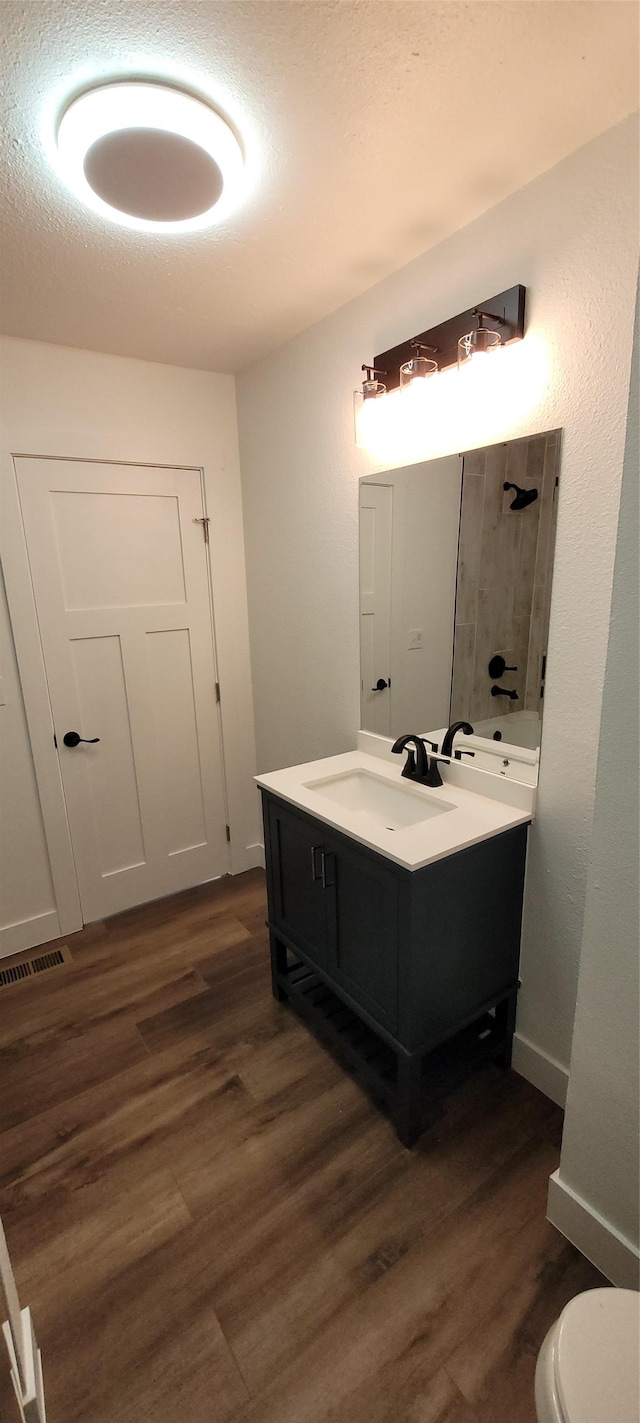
top-left (262, 790), bottom-right (528, 1147)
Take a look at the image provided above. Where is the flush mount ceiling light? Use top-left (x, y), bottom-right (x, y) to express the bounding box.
top-left (54, 81), bottom-right (245, 233)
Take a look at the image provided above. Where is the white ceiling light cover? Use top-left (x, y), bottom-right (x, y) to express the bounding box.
top-left (55, 81), bottom-right (245, 233)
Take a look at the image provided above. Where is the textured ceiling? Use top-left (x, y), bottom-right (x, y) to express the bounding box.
top-left (0, 1), bottom-right (637, 373)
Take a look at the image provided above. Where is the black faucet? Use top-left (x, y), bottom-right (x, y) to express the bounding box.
top-left (491, 686), bottom-right (518, 700)
top-left (440, 720), bottom-right (474, 759)
top-left (391, 734), bottom-right (443, 788)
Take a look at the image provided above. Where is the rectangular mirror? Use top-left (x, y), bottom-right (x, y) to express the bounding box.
top-left (359, 430), bottom-right (561, 782)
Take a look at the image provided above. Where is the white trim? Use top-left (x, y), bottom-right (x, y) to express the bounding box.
top-left (2, 1310), bottom-right (46, 1423)
top-left (0, 911), bottom-right (62, 960)
top-left (512, 1031), bottom-right (569, 1107)
top-left (1, 459), bottom-right (83, 936)
top-left (226, 839), bottom-right (264, 874)
top-left (547, 1169), bottom-right (640, 1289)
top-left (203, 386), bottom-right (261, 877)
top-left (243, 842), bottom-right (265, 871)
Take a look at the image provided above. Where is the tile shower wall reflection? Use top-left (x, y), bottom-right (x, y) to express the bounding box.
top-left (451, 431), bottom-right (560, 726)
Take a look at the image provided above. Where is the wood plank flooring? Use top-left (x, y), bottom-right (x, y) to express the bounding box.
top-left (0, 870), bottom-right (605, 1423)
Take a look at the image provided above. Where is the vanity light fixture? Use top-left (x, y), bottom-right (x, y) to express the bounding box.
top-left (53, 80), bottom-right (246, 232)
top-left (354, 286), bottom-right (527, 450)
top-left (366, 287), bottom-right (526, 393)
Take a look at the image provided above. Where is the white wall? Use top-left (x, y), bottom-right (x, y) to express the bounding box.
top-left (548, 285), bottom-right (639, 1288)
top-left (237, 116), bottom-right (638, 1086)
top-left (0, 337), bottom-right (261, 951)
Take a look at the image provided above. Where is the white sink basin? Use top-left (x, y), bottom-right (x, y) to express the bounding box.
top-left (304, 769), bottom-right (455, 831)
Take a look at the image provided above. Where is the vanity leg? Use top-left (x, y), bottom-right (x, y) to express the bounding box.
top-left (396, 1052), bottom-right (423, 1148)
top-left (495, 988), bottom-right (518, 1070)
top-left (269, 931), bottom-right (288, 1003)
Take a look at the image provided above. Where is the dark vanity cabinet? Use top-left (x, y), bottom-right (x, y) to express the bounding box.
top-left (262, 791), bottom-right (528, 1146)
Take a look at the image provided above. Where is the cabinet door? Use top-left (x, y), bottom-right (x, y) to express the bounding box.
top-left (324, 836), bottom-right (399, 1033)
top-left (265, 799), bottom-right (329, 967)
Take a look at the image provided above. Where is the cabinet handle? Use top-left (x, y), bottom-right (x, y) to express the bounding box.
top-left (310, 845), bottom-right (323, 881)
top-left (321, 851), bottom-right (335, 890)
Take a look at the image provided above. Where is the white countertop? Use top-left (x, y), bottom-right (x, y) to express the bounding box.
top-left (256, 744), bottom-right (534, 872)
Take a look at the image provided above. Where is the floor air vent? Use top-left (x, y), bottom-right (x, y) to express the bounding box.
top-left (0, 946), bottom-right (71, 987)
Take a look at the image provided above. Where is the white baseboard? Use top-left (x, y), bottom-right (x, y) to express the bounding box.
top-left (230, 842), bottom-right (265, 874)
top-left (547, 1169), bottom-right (640, 1288)
top-left (0, 909), bottom-right (61, 960)
top-left (247, 842), bottom-right (265, 870)
top-left (512, 1031), bottom-right (569, 1107)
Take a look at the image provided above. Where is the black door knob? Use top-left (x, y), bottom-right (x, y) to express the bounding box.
top-left (63, 731), bottom-right (101, 747)
top-left (371, 678), bottom-right (389, 691)
top-left (488, 655), bottom-right (517, 679)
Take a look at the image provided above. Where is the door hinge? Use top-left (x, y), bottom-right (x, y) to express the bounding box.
top-left (215, 682), bottom-right (220, 703)
top-left (225, 824), bottom-right (231, 843)
top-left (194, 516), bottom-right (210, 544)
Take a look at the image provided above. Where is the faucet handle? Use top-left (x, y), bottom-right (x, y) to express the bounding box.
top-left (488, 655), bottom-right (518, 679)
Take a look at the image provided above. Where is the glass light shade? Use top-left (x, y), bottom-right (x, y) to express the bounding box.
top-left (399, 355), bottom-right (438, 386)
top-left (354, 383), bottom-right (386, 447)
top-left (361, 379), bottom-right (386, 398)
top-left (457, 327), bottom-right (502, 366)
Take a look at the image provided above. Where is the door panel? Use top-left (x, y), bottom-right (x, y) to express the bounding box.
top-left (70, 633), bottom-right (146, 875)
top-left (325, 836), bottom-right (399, 1032)
top-left (16, 458), bottom-right (228, 922)
top-left (146, 628), bottom-right (207, 856)
top-left (51, 490), bottom-right (187, 609)
top-left (267, 800), bottom-right (328, 967)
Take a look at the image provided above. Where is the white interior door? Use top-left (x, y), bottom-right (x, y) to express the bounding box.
top-left (15, 458), bottom-right (229, 922)
top-left (359, 483), bottom-right (393, 736)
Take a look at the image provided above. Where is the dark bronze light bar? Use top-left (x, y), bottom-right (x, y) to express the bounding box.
top-left (372, 284), bottom-right (526, 391)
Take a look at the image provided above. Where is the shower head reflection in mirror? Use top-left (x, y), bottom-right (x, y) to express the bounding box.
top-left (359, 430), bottom-right (561, 784)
